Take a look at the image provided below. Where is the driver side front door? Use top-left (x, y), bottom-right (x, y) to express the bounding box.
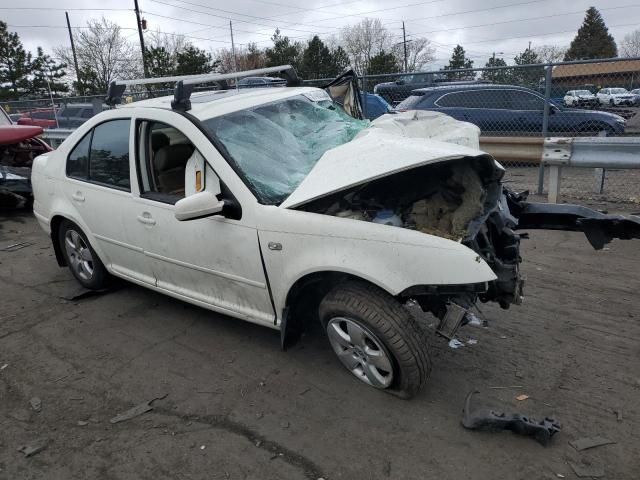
top-left (131, 113), bottom-right (275, 326)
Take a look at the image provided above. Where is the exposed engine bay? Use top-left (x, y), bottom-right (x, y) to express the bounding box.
top-left (297, 155), bottom-right (640, 338)
top-left (0, 137), bottom-right (50, 208)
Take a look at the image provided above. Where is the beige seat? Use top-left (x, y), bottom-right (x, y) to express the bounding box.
top-left (153, 144), bottom-right (195, 195)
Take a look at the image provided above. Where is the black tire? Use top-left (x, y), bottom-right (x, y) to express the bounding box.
top-left (609, 99), bottom-right (615, 106)
top-left (319, 280), bottom-right (431, 399)
top-left (58, 219), bottom-right (109, 290)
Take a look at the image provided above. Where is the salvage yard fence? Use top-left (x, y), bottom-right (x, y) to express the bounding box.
top-left (6, 57), bottom-right (640, 207)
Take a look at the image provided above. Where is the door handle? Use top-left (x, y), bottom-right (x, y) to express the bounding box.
top-left (71, 191), bottom-right (85, 202)
top-left (137, 212), bottom-right (156, 225)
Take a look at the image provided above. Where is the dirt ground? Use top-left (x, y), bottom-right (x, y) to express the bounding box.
top-left (1, 210), bottom-right (639, 480)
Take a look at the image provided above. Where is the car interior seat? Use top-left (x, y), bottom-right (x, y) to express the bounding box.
top-left (153, 144), bottom-right (195, 195)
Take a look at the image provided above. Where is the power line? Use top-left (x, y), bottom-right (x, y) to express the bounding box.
top-left (149, 0), bottom-right (343, 31)
top-left (405, 4), bottom-right (640, 38)
top-left (146, 0), bottom-right (331, 35)
top-left (143, 11), bottom-right (276, 37)
top-left (0, 7), bottom-right (132, 11)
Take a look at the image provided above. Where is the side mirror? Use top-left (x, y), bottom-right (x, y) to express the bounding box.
top-left (174, 191), bottom-right (224, 221)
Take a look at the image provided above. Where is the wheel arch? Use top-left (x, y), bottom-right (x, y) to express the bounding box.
top-left (50, 214), bottom-right (68, 266)
top-left (280, 270), bottom-right (394, 350)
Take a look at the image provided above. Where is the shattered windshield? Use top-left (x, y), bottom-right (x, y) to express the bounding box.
top-left (202, 94), bottom-right (368, 204)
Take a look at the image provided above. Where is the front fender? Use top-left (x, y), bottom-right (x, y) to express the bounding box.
top-left (258, 209), bottom-right (496, 316)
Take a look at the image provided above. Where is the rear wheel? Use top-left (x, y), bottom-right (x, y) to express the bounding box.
top-left (319, 281), bottom-right (431, 398)
top-left (58, 220), bottom-right (109, 289)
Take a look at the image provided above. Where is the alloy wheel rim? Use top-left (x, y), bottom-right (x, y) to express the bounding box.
top-left (64, 229), bottom-right (94, 281)
top-left (326, 317), bottom-right (394, 388)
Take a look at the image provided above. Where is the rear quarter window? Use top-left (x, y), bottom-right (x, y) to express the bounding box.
top-left (66, 132), bottom-right (91, 178)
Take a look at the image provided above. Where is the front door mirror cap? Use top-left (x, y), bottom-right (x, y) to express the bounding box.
top-left (174, 191), bottom-right (225, 221)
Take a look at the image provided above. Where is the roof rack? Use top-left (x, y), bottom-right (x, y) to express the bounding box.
top-left (104, 65), bottom-right (301, 111)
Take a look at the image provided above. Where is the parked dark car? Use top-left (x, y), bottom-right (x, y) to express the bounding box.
top-left (361, 92), bottom-right (393, 120)
top-left (373, 72), bottom-right (487, 106)
top-left (397, 84), bottom-right (626, 135)
top-left (236, 76), bottom-right (286, 88)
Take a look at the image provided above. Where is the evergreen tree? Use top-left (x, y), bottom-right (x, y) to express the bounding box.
top-left (368, 50), bottom-right (400, 75)
top-left (0, 21), bottom-right (32, 99)
top-left (481, 56), bottom-right (511, 84)
top-left (145, 46), bottom-right (176, 78)
top-left (30, 47), bottom-right (68, 97)
top-left (265, 29), bottom-right (302, 71)
top-left (176, 45), bottom-right (213, 75)
top-left (513, 47), bottom-right (544, 87)
top-left (564, 7), bottom-right (617, 60)
top-left (301, 36), bottom-right (333, 78)
top-left (330, 46), bottom-right (350, 74)
top-left (443, 45), bottom-right (474, 80)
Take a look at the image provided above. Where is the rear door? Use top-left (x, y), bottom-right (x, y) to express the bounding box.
top-left (505, 90), bottom-right (546, 134)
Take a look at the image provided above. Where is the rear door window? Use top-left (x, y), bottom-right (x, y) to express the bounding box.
top-left (436, 90), bottom-right (510, 109)
top-left (66, 119), bottom-right (131, 191)
top-left (89, 120), bottom-right (131, 190)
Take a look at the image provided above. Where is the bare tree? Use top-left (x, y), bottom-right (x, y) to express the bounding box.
top-left (341, 18), bottom-right (393, 73)
top-left (393, 37), bottom-right (435, 72)
top-left (146, 29), bottom-right (189, 58)
top-left (534, 44), bottom-right (568, 63)
top-left (214, 42), bottom-right (266, 73)
top-left (55, 17), bottom-right (141, 94)
top-left (620, 29), bottom-right (640, 57)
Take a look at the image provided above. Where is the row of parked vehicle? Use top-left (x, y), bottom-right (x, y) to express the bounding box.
top-left (563, 88), bottom-right (640, 108)
top-left (8, 103), bottom-right (105, 129)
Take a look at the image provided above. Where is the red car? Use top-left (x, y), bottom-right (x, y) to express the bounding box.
top-left (0, 106), bottom-right (52, 207)
top-left (16, 106), bottom-right (58, 129)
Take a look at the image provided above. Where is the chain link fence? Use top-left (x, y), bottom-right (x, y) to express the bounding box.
top-left (4, 58), bottom-right (639, 207)
top-left (356, 58), bottom-right (640, 208)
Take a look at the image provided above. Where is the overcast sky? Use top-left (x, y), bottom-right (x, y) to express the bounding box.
top-left (3, 0), bottom-right (639, 68)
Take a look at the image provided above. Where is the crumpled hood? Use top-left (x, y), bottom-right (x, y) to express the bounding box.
top-left (280, 111), bottom-right (486, 209)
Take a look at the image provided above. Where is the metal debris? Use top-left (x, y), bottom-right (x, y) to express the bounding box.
top-left (0, 241), bottom-right (33, 252)
top-left (569, 436), bottom-right (615, 451)
top-left (461, 390), bottom-right (560, 446)
top-left (568, 462), bottom-right (605, 478)
top-left (109, 394), bottom-right (167, 424)
top-left (29, 397), bottom-right (41, 412)
top-left (17, 439), bottom-right (48, 457)
top-left (59, 287), bottom-right (113, 302)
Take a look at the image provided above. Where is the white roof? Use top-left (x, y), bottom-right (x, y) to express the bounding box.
top-left (118, 86), bottom-right (321, 120)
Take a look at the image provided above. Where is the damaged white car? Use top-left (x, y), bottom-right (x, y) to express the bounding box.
top-left (32, 67), bottom-right (640, 398)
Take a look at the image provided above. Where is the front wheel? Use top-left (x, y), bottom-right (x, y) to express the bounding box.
top-left (319, 281), bottom-right (431, 398)
top-left (58, 220), bottom-right (110, 290)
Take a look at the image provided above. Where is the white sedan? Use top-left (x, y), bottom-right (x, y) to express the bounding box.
top-left (31, 68), bottom-right (639, 398)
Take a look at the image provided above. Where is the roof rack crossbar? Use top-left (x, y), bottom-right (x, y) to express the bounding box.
top-left (104, 65), bottom-right (300, 109)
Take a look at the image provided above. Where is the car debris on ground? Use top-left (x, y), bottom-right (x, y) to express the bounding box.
top-left (17, 439), bottom-right (49, 458)
top-left (109, 394), bottom-right (167, 424)
top-left (461, 390), bottom-right (560, 445)
top-left (569, 436), bottom-right (615, 451)
top-left (568, 461), bottom-right (605, 478)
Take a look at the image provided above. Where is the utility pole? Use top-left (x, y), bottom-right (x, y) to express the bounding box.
top-left (402, 21), bottom-right (408, 73)
top-left (65, 12), bottom-right (83, 95)
top-left (230, 20), bottom-right (239, 89)
top-left (134, 0), bottom-right (149, 78)
top-left (229, 20), bottom-right (238, 72)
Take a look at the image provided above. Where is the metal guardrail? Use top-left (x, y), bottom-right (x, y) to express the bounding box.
top-left (543, 137), bottom-right (640, 203)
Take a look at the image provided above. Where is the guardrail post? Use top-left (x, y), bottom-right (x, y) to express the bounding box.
top-left (548, 165), bottom-right (562, 203)
top-left (537, 65), bottom-right (553, 195)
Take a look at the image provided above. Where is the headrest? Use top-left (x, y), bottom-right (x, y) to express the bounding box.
top-left (154, 144), bottom-right (194, 171)
top-left (151, 132), bottom-right (170, 152)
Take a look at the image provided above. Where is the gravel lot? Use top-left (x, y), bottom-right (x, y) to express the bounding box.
top-left (1, 211), bottom-right (639, 480)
